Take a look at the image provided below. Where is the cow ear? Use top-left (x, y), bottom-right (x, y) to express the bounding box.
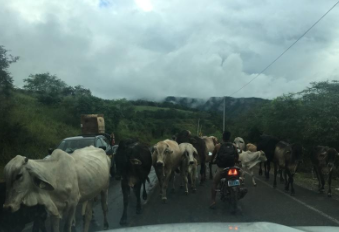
top-left (26, 160), bottom-right (55, 191)
top-left (130, 159), bottom-right (142, 165)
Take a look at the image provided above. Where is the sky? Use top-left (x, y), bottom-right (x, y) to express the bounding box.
top-left (1, 0), bottom-right (338, 100)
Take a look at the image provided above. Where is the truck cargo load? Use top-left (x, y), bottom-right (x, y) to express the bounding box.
top-left (81, 114), bottom-right (105, 134)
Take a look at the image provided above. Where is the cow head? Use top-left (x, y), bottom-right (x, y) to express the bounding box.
top-left (115, 140), bottom-right (139, 180)
top-left (246, 143), bottom-right (257, 152)
top-left (152, 142), bottom-right (173, 168)
top-left (182, 145), bottom-right (198, 166)
top-left (3, 155), bottom-right (55, 213)
top-left (210, 136), bottom-right (218, 146)
top-left (175, 130), bottom-right (191, 144)
top-left (234, 137), bottom-right (245, 152)
top-left (259, 151), bottom-right (267, 162)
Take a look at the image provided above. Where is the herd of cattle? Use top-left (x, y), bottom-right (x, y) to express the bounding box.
top-left (1, 130), bottom-right (338, 232)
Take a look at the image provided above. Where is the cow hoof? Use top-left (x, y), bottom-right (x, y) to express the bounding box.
top-left (185, 191), bottom-right (188, 195)
top-left (192, 189), bottom-right (197, 193)
top-left (328, 193), bottom-right (332, 197)
top-left (273, 184), bottom-right (277, 189)
top-left (253, 183), bottom-right (257, 187)
top-left (162, 197), bottom-right (167, 203)
top-left (259, 170), bottom-right (262, 176)
top-left (120, 219), bottom-right (128, 226)
top-left (104, 222), bottom-right (109, 230)
top-left (180, 185), bottom-right (184, 189)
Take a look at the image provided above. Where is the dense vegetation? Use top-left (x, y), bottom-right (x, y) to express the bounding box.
top-left (1, 45), bottom-right (338, 176)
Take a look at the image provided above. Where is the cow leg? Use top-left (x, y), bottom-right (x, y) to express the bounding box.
top-left (259, 162), bottom-right (263, 176)
top-left (249, 169), bottom-right (256, 186)
top-left (142, 180), bottom-right (148, 200)
top-left (284, 170), bottom-right (289, 192)
top-left (155, 168), bottom-right (163, 196)
top-left (209, 162), bottom-right (213, 179)
top-left (101, 189), bottom-right (109, 229)
top-left (319, 171), bottom-right (325, 193)
top-left (191, 168), bottom-right (197, 192)
top-left (50, 215), bottom-right (60, 232)
top-left (290, 173), bottom-right (295, 195)
top-left (328, 171), bottom-right (332, 197)
top-left (170, 171), bottom-right (176, 193)
top-left (182, 170), bottom-right (189, 195)
top-left (279, 170), bottom-right (284, 183)
top-left (120, 180), bottom-right (129, 225)
top-left (265, 161), bottom-right (270, 180)
top-left (273, 162), bottom-right (277, 188)
top-left (83, 200), bottom-right (94, 232)
top-left (134, 182), bottom-right (142, 214)
top-left (162, 170), bottom-right (172, 202)
top-left (200, 162), bottom-right (206, 184)
top-left (313, 166), bottom-right (321, 192)
top-left (64, 205), bottom-right (76, 232)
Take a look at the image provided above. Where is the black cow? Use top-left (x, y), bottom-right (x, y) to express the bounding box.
top-left (311, 146), bottom-right (338, 197)
top-left (115, 139), bottom-right (152, 225)
top-left (174, 130), bottom-right (207, 184)
top-left (0, 181), bottom-right (47, 232)
top-left (257, 135), bottom-right (280, 179)
top-left (273, 141), bottom-right (303, 195)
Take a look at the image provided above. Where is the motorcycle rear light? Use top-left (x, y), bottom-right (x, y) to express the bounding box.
top-left (228, 169), bottom-right (238, 176)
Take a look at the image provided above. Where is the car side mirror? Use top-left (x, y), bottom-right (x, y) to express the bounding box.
top-left (99, 146), bottom-right (107, 151)
top-left (48, 148), bottom-right (54, 155)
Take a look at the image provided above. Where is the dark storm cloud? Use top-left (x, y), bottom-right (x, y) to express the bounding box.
top-left (1, 0), bottom-right (338, 100)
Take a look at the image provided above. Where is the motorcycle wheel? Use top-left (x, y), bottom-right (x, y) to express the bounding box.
top-left (229, 187), bottom-right (238, 213)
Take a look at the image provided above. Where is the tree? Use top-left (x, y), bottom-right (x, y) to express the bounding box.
top-left (0, 46), bottom-right (19, 97)
top-left (24, 73), bottom-right (67, 93)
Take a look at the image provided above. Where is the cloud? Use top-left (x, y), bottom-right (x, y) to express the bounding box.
top-left (1, 0), bottom-right (339, 100)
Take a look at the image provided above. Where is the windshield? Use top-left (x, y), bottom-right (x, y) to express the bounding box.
top-left (1, 0), bottom-right (339, 231)
top-left (57, 138), bottom-right (95, 153)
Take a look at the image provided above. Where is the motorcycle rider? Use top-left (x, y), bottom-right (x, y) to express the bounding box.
top-left (209, 130), bottom-right (239, 209)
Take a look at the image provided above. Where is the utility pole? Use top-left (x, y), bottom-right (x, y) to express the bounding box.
top-left (223, 96), bottom-right (226, 132)
top-left (197, 118), bottom-right (200, 136)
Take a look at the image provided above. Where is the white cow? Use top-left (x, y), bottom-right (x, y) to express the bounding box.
top-left (3, 150), bottom-right (80, 232)
top-left (152, 139), bottom-right (182, 202)
top-left (234, 137), bottom-right (246, 152)
top-left (3, 146), bottom-right (110, 232)
top-left (239, 150), bottom-right (267, 186)
top-left (72, 146), bottom-right (111, 232)
top-left (179, 143), bottom-right (198, 194)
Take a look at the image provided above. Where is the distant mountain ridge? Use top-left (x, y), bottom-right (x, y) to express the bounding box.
top-left (164, 96), bottom-right (269, 117)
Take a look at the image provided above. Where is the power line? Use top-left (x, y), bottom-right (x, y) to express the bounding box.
top-left (228, 0), bottom-right (339, 97)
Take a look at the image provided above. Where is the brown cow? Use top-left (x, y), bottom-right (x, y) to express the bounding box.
top-left (201, 136), bottom-right (218, 179)
top-left (311, 146), bottom-right (338, 197)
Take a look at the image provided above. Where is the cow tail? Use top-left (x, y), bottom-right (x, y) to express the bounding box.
top-left (142, 180), bottom-right (148, 200)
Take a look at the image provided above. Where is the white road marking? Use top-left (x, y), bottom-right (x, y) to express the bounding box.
top-left (255, 177), bottom-right (339, 226)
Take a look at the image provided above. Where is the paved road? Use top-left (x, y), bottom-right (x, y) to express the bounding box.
top-left (85, 166), bottom-right (339, 231)
top-left (24, 166), bottom-right (339, 231)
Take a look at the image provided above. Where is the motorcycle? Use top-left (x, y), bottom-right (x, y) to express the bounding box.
top-left (218, 166), bottom-right (247, 213)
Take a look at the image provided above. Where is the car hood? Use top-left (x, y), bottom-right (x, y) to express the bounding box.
top-left (100, 222), bottom-right (338, 232)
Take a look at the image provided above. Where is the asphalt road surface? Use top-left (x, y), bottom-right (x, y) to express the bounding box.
top-left (89, 166), bottom-right (339, 231)
top-left (24, 166), bottom-right (339, 231)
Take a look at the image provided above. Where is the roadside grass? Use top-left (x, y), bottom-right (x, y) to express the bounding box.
top-left (294, 171), bottom-right (339, 200)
